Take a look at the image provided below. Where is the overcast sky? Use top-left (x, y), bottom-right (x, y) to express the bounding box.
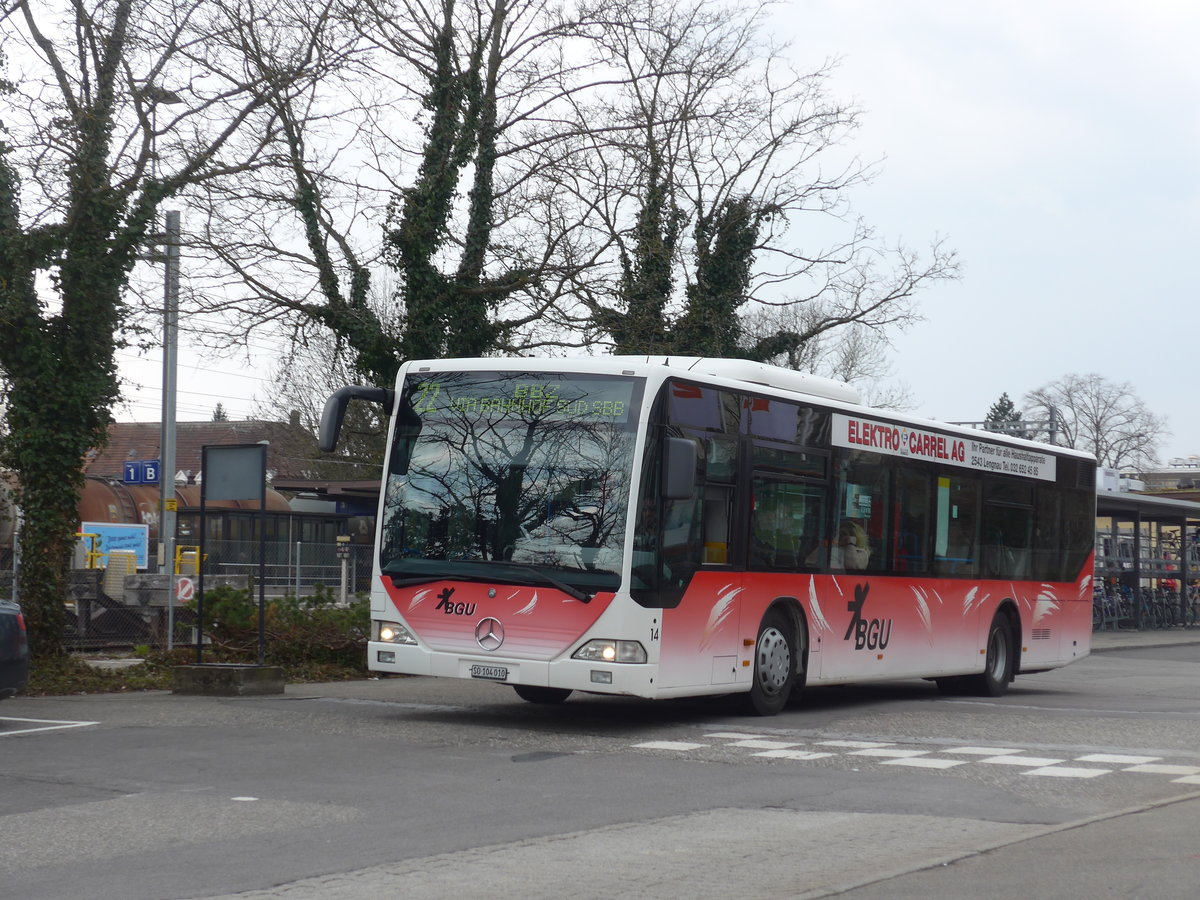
top-left (119, 0), bottom-right (1199, 463)
top-left (777, 0), bottom-right (1200, 462)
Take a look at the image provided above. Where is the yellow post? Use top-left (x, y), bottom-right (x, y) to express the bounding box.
top-left (76, 533), bottom-right (103, 569)
top-left (175, 545), bottom-right (202, 575)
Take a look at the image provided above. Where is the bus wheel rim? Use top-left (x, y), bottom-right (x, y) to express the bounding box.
top-left (987, 628), bottom-right (1007, 680)
top-left (757, 627), bottom-right (791, 695)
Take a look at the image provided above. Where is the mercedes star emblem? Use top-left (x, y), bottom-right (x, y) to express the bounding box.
top-left (475, 617), bottom-right (504, 651)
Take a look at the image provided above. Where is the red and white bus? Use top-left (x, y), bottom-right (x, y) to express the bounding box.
top-left (320, 357), bottom-right (1096, 715)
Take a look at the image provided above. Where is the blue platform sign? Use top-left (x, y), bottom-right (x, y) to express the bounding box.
top-left (122, 460), bottom-right (161, 485)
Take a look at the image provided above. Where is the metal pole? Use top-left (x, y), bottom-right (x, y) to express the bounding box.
top-left (1132, 510), bottom-right (1143, 629)
top-left (11, 512), bottom-right (21, 605)
top-left (197, 451), bottom-right (207, 665)
top-left (258, 478), bottom-right (267, 667)
top-left (161, 210), bottom-right (180, 649)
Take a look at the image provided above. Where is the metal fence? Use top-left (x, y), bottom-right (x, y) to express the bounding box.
top-left (0, 539), bottom-right (376, 651)
top-left (196, 539), bottom-right (374, 597)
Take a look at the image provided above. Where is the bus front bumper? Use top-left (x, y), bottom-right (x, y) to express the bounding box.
top-left (367, 641), bottom-right (658, 697)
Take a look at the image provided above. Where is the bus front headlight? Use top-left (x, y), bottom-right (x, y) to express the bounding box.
top-left (377, 621), bottom-right (416, 645)
top-left (572, 640), bottom-right (647, 664)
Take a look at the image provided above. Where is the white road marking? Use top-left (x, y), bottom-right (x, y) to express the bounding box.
top-left (626, 736), bottom-right (1200, 788)
top-left (944, 746), bottom-right (1024, 755)
top-left (1026, 767), bottom-right (1111, 779)
top-left (850, 748), bottom-right (931, 759)
top-left (881, 757), bottom-right (969, 769)
top-left (633, 740), bottom-right (708, 751)
top-left (978, 755), bottom-right (1066, 767)
top-left (753, 749), bottom-right (837, 761)
top-left (1124, 764), bottom-right (1200, 775)
top-left (0, 716), bottom-right (98, 737)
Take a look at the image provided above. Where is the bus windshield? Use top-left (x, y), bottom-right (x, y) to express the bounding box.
top-left (379, 371), bottom-right (643, 592)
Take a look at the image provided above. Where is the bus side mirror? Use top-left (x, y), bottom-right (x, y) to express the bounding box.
top-left (319, 386), bottom-right (395, 453)
top-left (663, 437), bottom-right (697, 500)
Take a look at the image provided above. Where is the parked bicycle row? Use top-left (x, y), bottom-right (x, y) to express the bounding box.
top-left (1093, 582), bottom-right (1200, 631)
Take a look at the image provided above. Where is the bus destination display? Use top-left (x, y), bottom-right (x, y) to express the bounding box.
top-left (408, 374), bottom-right (637, 423)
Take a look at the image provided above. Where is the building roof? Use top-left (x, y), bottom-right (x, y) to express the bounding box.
top-left (1096, 489), bottom-right (1200, 524)
top-left (84, 420), bottom-right (324, 482)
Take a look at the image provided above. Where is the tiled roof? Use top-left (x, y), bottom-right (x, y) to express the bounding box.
top-left (84, 420), bottom-right (322, 481)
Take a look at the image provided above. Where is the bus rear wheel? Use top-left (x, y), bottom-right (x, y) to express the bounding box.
top-left (966, 612), bottom-right (1015, 697)
top-left (512, 684), bottom-right (573, 704)
top-left (746, 609), bottom-right (796, 716)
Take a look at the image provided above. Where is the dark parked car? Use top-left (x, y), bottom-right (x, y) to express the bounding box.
top-left (1, 598), bottom-right (30, 700)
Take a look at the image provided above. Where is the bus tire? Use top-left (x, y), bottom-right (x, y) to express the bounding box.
top-left (746, 609), bottom-right (796, 716)
top-left (966, 612), bottom-right (1015, 697)
top-left (512, 685), bottom-right (572, 704)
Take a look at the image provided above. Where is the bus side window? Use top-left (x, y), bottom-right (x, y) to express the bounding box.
top-left (751, 478), bottom-right (826, 569)
top-left (934, 475), bottom-right (980, 577)
top-left (983, 503), bottom-right (1033, 579)
top-left (892, 468), bottom-right (930, 573)
top-left (703, 485), bottom-right (732, 564)
top-left (835, 451), bottom-right (889, 572)
top-left (1032, 488), bottom-right (1063, 581)
top-left (702, 437), bottom-right (738, 565)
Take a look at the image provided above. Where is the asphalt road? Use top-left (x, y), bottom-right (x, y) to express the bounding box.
top-left (2, 635), bottom-right (1198, 899)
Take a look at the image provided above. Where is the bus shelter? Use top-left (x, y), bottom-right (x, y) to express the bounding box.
top-left (1094, 491), bottom-right (1200, 628)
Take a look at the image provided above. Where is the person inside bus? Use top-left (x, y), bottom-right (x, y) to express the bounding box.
top-left (806, 518), bottom-right (869, 571)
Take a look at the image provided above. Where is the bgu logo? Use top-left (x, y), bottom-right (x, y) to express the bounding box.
top-left (434, 587), bottom-right (477, 616)
top-left (843, 583), bottom-right (892, 650)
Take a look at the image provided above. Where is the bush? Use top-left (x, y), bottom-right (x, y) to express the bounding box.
top-left (26, 652), bottom-right (179, 695)
top-left (200, 584), bottom-right (369, 673)
top-left (25, 586), bottom-right (373, 695)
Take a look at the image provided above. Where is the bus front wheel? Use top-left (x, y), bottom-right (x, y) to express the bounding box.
top-left (512, 685), bottom-right (573, 704)
top-left (746, 609), bottom-right (796, 716)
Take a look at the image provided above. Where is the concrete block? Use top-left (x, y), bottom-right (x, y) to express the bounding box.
top-left (172, 664), bottom-right (285, 696)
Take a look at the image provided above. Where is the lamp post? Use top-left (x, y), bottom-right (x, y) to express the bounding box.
top-left (138, 80), bottom-right (185, 645)
top-left (161, 209), bottom-right (180, 648)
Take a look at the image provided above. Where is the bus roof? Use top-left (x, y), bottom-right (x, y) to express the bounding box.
top-left (402, 356), bottom-right (1095, 463)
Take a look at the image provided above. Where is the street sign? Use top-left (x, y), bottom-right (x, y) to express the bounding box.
top-left (176, 577), bottom-right (195, 603)
top-left (122, 460), bottom-right (161, 485)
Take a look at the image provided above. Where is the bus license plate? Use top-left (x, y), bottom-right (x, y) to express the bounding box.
top-left (470, 664), bottom-right (508, 682)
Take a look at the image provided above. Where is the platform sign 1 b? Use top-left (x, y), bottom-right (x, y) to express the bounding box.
top-left (122, 459), bottom-right (161, 485)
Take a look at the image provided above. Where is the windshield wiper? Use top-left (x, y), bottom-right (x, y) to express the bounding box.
top-left (386, 566), bottom-right (592, 603)
top-left (494, 562), bottom-right (593, 603)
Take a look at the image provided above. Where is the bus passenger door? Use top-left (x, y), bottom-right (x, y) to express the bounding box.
top-left (658, 474), bottom-right (743, 690)
top-left (641, 384), bottom-right (745, 691)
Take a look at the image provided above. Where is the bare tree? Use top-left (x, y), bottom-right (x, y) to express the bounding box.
top-left (1024, 373), bottom-right (1167, 469)
top-left (186, 0), bottom-right (636, 387)
top-left (187, 0), bottom-right (954, 405)
top-left (572, 0), bottom-right (957, 358)
top-left (741, 300), bottom-right (913, 408)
